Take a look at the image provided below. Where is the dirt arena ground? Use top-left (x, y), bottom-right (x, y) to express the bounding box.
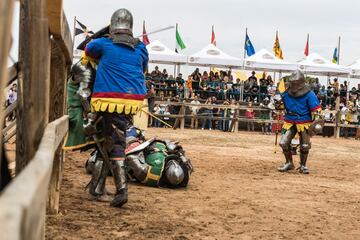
top-left (46, 129), bottom-right (360, 240)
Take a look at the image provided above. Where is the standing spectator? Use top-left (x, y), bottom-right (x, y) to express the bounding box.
top-left (310, 78), bottom-right (321, 94)
top-left (191, 68), bottom-right (201, 94)
top-left (186, 75), bottom-right (193, 98)
top-left (151, 66), bottom-right (162, 78)
top-left (248, 71), bottom-right (258, 89)
top-left (201, 97), bottom-right (213, 130)
top-left (190, 95), bottom-right (200, 129)
top-left (246, 102), bottom-right (255, 131)
top-left (6, 83), bottom-right (17, 121)
top-left (219, 100), bottom-right (231, 131)
top-left (267, 79), bottom-right (276, 96)
top-left (162, 69), bottom-right (168, 79)
top-left (163, 107), bottom-right (171, 128)
top-left (153, 104), bottom-right (161, 128)
top-left (145, 79), bottom-right (155, 126)
top-left (329, 78), bottom-right (339, 98)
top-left (228, 99), bottom-right (237, 132)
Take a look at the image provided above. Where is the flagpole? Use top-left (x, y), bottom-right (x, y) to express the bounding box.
top-left (174, 23), bottom-right (178, 77)
top-left (243, 27), bottom-right (247, 70)
top-left (71, 16), bottom-right (77, 53)
top-left (337, 36), bottom-right (341, 65)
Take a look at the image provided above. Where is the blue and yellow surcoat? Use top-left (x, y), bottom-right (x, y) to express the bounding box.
top-left (282, 91), bottom-right (321, 132)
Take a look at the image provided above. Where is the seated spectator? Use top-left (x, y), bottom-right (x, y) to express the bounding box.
top-left (246, 102), bottom-right (255, 131)
top-left (250, 82), bottom-right (260, 102)
top-left (322, 105), bottom-right (334, 137)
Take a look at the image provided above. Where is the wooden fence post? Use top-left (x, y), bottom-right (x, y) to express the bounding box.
top-left (16, 0), bottom-right (51, 173)
top-left (234, 109), bottom-right (239, 133)
top-left (334, 97), bottom-right (340, 138)
top-left (180, 101), bottom-right (186, 130)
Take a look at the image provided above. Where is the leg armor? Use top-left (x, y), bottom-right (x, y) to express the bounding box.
top-left (110, 160), bottom-right (128, 207)
top-left (278, 125), bottom-right (297, 172)
top-left (101, 112), bottom-right (131, 207)
top-left (88, 156), bottom-right (111, 201)
top-left (298, 130), bottom-right (311, 174)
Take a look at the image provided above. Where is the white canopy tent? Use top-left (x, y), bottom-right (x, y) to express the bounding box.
top-left (146, 40), bottom-right (187, 64)
top-left (243, 48), bottom-right (297, 72)
top-left (188, 44), bottom-right (243, 68)
top-left (348, 59), bottom-right (360, 79)
top-left (297, 53), bottom-right (350, 77)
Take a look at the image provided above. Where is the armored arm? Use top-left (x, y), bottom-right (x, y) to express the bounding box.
top-left (71, 61), bottom-right (95, 116)
top-left (274, 94), bottom-right (284, 110)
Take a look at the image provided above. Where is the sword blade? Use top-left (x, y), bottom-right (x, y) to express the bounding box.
top-left (135, 25), bottom-right (174, 38)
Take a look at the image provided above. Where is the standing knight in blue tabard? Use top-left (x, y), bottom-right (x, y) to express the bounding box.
top-left (275, 71), bottom-right (323, 174)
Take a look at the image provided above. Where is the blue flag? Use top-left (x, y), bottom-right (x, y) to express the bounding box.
top-left (332, 48), bottom-right (338, 64)
top-left (245, 33), bottom-right (255, 57)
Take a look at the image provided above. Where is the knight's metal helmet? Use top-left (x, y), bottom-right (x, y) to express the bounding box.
top-left (110, 8), bottom-right (133, 36)
top-left (288, 70), bottom-right (306, 92)
top-left (165, 160), bottom-right (184, 186)
top-left (289, 71), bottom-right (305, 92)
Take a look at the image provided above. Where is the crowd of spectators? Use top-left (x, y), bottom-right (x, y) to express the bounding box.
top-left (146, 66), bottom-right (360, 139)
top-left (146, 66), bottom-right (276, 103)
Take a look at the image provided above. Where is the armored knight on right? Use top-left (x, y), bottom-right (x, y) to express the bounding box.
top-left (275, 71), bottom-right (323, 174)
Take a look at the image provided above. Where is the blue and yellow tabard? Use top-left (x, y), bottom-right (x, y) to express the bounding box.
top-left (282, 91), bottom-right (321, 132)
top-left (85, 37), bottom-right (149, 114)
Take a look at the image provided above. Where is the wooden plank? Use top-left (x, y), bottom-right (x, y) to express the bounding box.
top-left (47, 0), bottom-right (73, 63)
top-left (7, 63), bottom-right (18, 86)
top-left (0, 115), bottom-right (68, 240)
top-left (47, 144), bottom-right (63, 214)
top-left (3, 101), bottom-right (17, 117)
top-left (47, 39), bottom-right (68, 214)
top-left (2, 120), bottom-right (16, 137)
top-left (16, 0), bottom-right (51, 173)
top-left (0, 0), bottom-right (15, 158)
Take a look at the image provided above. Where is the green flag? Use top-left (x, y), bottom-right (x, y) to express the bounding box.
top-left (175, 24), bottom-right (186, 52)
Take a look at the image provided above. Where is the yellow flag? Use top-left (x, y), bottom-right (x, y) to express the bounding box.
top-left (278, 78), bottom-right (286, 93)
top-left (273, 32), bottom-right (284, 60)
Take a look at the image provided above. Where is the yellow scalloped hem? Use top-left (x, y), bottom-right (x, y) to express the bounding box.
top-left (283, 122), bottom-right (311, 133)
top-left (90, 98), bottom-right (143, 115)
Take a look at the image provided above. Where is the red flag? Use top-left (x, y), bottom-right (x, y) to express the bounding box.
top-left (304, 34), bottom-right (309, 56)
top-left (211, 25), bottom-right (216, 46)
top-left (142, 21), bottom-right (150, 45)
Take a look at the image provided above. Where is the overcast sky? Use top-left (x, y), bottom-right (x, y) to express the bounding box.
top-left (61, 0), bottom-right (360, 65)
top-left (8, 0), bottom-right (360, 85)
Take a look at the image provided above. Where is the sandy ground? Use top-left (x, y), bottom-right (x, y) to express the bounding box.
top-left (46, 129), bottom-right (360, 240)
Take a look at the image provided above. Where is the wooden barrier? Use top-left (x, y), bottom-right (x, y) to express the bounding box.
top-left (0, 115), bottom-right (68, 240)
top-left (152, 101), bottom-right (359, 135)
